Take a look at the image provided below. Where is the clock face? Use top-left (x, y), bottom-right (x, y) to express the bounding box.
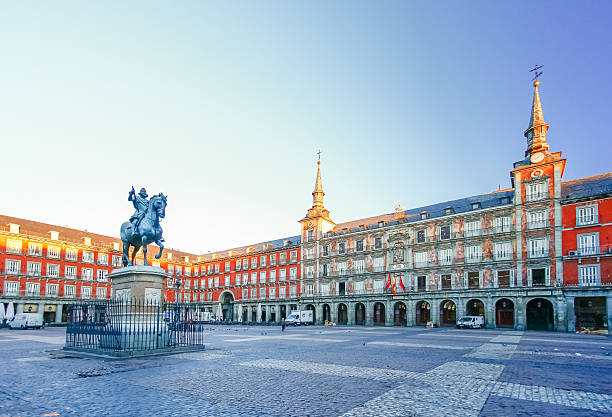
top-left (531, 152), bottom-right (544, 163)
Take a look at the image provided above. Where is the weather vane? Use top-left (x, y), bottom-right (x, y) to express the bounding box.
top-left (530, 64), bottom-right (544, 82)
top-left (316, 149), bottom-right (321, 162)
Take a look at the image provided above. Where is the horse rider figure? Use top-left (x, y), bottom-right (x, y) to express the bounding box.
top-left (129, 186), bottom-right (149, 230)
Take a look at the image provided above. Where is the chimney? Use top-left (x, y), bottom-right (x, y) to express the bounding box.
top-left (49, 231), bottom-right (60, 240)
top-left (8, 223), bottom-right (20, 234)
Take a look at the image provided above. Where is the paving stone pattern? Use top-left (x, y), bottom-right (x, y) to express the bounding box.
top-left (0, 326), bottom-right (610, 416)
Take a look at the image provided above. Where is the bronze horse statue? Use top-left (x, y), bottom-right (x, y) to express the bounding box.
top-left (120, 193), bottom-right (167, 266)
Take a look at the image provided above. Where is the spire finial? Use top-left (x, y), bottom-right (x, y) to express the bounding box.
top-left (524, 65), bottom-right (550, 158)
top-left (316, 149), bottom-right (321, 165)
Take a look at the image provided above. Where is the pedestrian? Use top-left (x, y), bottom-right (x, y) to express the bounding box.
top-left (281, 318), bottom-right (286, 332)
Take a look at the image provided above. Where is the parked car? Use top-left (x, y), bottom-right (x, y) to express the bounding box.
top-left (8, 313), bottom-right (44, 330)
top-left (456, 316), bottom-right (485, 329)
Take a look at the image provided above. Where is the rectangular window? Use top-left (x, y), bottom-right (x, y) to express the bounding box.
top-left (290, 251), bottom-right (297, 263)
top-left (184, 267), bottom-right (191, 277)
top-left (97, 269), bottom-right (108, 282)
top-left (96, 287), bottom-right (107, 299)
top-left (290, 267), bottom-right (297, 279)
top-left (416, 230), bottom-right (426, 243)
top-left (438, 248), bottom-right (453, 265)
top-left (494, 242), bottom-right (512, 260)
top-left (4, 281), bottom-right (19, 295)
top-left (578, 234), bottom-right (598, 255)
top-left (269, 287), bottom-right (276, 298)
top-left (531, 268), bottom-right (546, 286)
top-left (354, 259), bottom-right (365, 273)
top-left (355, 280), bottom-right (365, 294)
top-left (193, 279), bottom-right (199, 289)
top-left (497, 270), bottom-right (510, 288)
top-left (65, 248), bottom-right (78, 261)
top-left (439, 225), bottom-right (451, 240)
top-left (28, 242), bottom-right (43, 256)
top-left (356, 240), bottom-right (364, 251)
top-left (213, 277), bottom-right (219, 287)
top-left (373, 257), bottom-right (384, 272)
top-left (47, 245), bottom-right (61, 258)
top-left (578, 265), bottom-right (599, 286)
top-left (27, 261), bottom-right (42, 276)
top-left (466, 245), bottom-right (482, 262)
top-left (82, 251), bottom-right (94, 263)
top-left (279, 286), bottom-right (286, 298)
top-left (257, 288), bottom-right (265, 299)
top-left (46, 283), bottom-right (59, 297)
top-left (26, 282), bottom-right (40, 296)
top-left (279, 269), bottom-right (287, 281)
top-left (250, 288), bottom-right (257, 298)
top-left (242, 259), bottom-right (249, 269)
top-left (260, 256), bottom-right (266, 267)
top-left (337, 261), bottom-right (347, 275)
top-left (47, 263), bottom-right (60, 277)
top-left (464, 220), bottom-right (481, 237)
top-left (526, 181), bottom-right (547, 201)
top-left (97, 253), bottom-right (108, 265)
top-left (242, 289), bottom-right (248, 299)
top-left (224, 275), bottom-right (230, 286)
top-left (307, 230), bottom-right (314, 242)
top-left (82, 268), bottom-right (93, 281)
top-left (305, 265), bottom-right (314, 278)
top-left (6, 239), bottom-right (22, 254)
top-left (289, 286), bottom-right (297, 297)
top-left (576, 205), bottom-right (597, 226)
top-left (81, 286), bottom-right (92, 299)
top-left (414, 251), bottom-right (428, 267)
top-left (224, 261), bottom-right (231, 272)
top-left (214, 264), bottom-right (220, 273)
top-left (417, 276), bottom-right (426, 291)
top-left (64, 285), bottom-right (76, 297)
top-left (494, 216), bottom-right (512, 233)
top-left (323, 245), bottom-right (329, 256)
top-left (268, 270), bottom-right (276, 282)
top-left (527, 210), bottom-right (547, 229)
top-left (322, 264), bottom-right (328, 277)
top-left (5, 259), bottom-right (21, 275)
top-left (270, 254), bottom-right (276, 266)
top-left (207, 292), bottom-right (213, 301)
top-left (468, 272), bottom-right (480, 289)
top-left (65, 265), bottom-right (77, 278)
top-left (168, 264), bottom-right (175, 274)
top-left (441, 274), bottom-right (452, 290)
top-left (338, 242), bottom-right (346, 254)
top-left (249, 272), bottom-right (256, 284)
top-left (251, 257), bottom-right (258, 268)
top-left (528, 238), bottom-right (548, 258)
top-left (111, 255), bottom-right (122, 267)
top-left (374, 237), bottom-right (382, 249)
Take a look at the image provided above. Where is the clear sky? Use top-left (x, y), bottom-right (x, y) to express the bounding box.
top-left (1, 1), bottom-right (611, 255)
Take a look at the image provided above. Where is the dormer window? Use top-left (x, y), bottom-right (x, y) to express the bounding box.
top-left (445, 207), bottom-right (454, 215)
top-left (499, 196), bottom-right (511, 205)
top-left (420, 212), bottom-right (428, 220)
top-left (471, 202), bottom-right (481, 210)
top-left (378, 221), bottom-right (385, 227)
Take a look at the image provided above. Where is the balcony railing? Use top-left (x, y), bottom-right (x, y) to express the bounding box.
top-left (567, 245), bottom-right (612, 257)
top-left (528, 249), bottom-right (549, 258)
top-left (576, 215), bottom-right (598, 227)
top-left (526, 192), bottom-right (549, 202)
top-left (527, 220), bottom-right (548, 230)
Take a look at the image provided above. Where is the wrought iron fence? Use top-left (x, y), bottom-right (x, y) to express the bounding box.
top-left (65, 299), bottom-right (206, 354)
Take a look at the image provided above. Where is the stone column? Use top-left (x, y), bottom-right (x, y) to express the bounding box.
top-left (347, 302), bottom-right (355, 326)
top-left (365, 301), bottom-right (374, 326)
top-left (456, 298), bottom-right (466, 321)
top-left (431, 299), bottom-right (440, 327)
top-left (55, 304), bottom-right (63, 323)
top-left (485, 297), bottom-right (495, 329)
top-left (331, 303), bottom-right (338, 324)
top-left (555, 295), bottom-right (567, 332)
top-left (276, 304), bottom-right (282, 323)
top-left (566, 296), bottom-right (575, 332)
top-left (515, 297), bottom-right (525, 330)
top-left (315, 303), bottom-right (323, 325)
top-left (406, 300), bottom-right (415, 327)
top-left (385, 300), bottom-right (394, 327)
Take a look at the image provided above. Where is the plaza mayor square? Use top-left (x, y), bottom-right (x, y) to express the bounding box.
top-left (1, 2), bottom-right (611, 417)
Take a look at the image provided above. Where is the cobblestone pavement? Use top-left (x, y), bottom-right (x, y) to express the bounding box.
top-left (0, 325), bottom-right (611, 416)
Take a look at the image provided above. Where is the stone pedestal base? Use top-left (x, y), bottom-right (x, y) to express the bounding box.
top-left (109, 266), bottom-right (167, 303)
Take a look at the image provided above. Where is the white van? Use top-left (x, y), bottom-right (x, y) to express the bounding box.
top-left (285, 310), bottom-right (314, 326)
top-left (456, 316), bottom-right (485, 329)
top-left (8, 313), bottom-right (44, 329)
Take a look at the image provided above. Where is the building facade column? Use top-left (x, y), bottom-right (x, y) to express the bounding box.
top-left (515, 296), bottom-right (525, 330)
top-left (555, 294), bottom-right (567, 332)
top-left (566, 296), bottom-right (575, 332)
top-left (607, 296), bottom-right (612, 335)
top-left (365, 301), bottom-right (374, 326)
top-left (331, 302), bottom-right (338, 324)
top-left (406, 299), bottom-right (415, 327)
top-left (431, 299), bottom-right (440, 327)
top-left (385, 300), bottom-right (394, 326)
top-left (347, 301), bottom-right (355, 325)
top-left (315, 303), bottom-right (323, 325)
top-left (55, 303), bottom-right (63, 323)
top-left (485, 297), bottom-right (495, 329)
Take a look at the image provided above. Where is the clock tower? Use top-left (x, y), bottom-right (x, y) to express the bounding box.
top-left (510, 79), bottom-right (566, 296)
top-left (299, 158), bottom-right (335, 298)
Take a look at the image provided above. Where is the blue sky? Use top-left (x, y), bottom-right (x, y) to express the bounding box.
top-left (1, 1), bottom-right (611, 254)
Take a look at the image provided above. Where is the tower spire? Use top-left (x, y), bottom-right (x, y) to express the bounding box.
top-left (524, 79), bottom-right (550, 158)
top-left (312, 156), bottom-right (324, 208)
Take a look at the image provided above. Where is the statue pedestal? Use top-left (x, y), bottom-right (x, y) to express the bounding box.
top-left (109, 266), bottom-right (167, 303)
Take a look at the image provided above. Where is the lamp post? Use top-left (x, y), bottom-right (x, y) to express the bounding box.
top-left (174, 273), bottom-right (183, 326)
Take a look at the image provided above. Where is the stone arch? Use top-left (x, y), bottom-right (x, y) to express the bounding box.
top-left (337, 303), bottom-right (348, 325)
top-left (220, 291), bottom-right (234, 321)
top-left (440, 299), bottom-right (456, 326)
top-left (466, 299), bottom-right (485, 317)
top-left (305, 304), bottom-right (316, 324)
top-left (495, 298), bottom-right (515, 328)
top-left (373, 302), bottom-right (385, 326)
top-left (322, 304), bottom-right (331, 323)
top-left (393, 302), bottom-right (407, 326)
top-left (526, 298), bottom-right (554, 331)
top-left (355, 303), bottom-right (366, 325)
top-left (416, 301), bottom-right (431, 325)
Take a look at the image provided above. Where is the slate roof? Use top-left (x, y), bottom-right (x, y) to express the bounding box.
top-left (561, 172), bottom-right (612, 202)
top-left (197, 235), bottom-right (302, 262)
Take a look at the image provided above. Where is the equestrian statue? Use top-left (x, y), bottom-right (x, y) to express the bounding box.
top-left (120, 186), bottom-right (167, 267)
